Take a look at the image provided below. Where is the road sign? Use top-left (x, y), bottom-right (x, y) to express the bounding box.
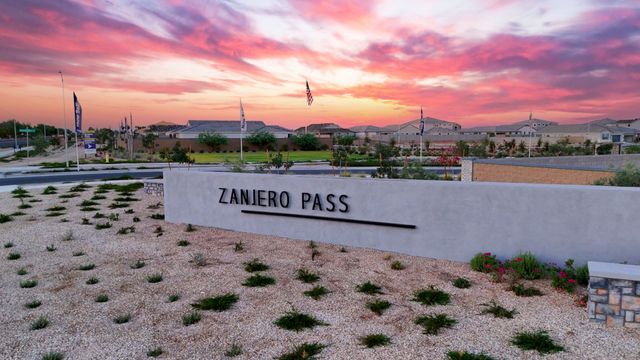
top-left (19, 128), bottom-right (36, 133)
top-left (84, 131), bottom-right (96, 155)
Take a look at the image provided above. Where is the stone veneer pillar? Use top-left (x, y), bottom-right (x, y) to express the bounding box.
top-left (588, 261), bottom-right (640, 328)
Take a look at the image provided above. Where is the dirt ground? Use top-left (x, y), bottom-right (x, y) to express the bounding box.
top-left (0, 184), bottom-right (639, 360)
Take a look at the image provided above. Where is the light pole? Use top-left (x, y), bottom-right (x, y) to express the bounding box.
top-left (59, 71), bottom-right (69, 167)
top-left (13, 119), bottom-right (17, 153)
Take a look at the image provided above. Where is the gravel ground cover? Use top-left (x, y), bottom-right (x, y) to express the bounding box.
top-left (0, 184), bottom-right (639, 359)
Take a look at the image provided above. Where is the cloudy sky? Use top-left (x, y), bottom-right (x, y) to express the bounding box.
top-left (0, 0), bottom-right (638, 129)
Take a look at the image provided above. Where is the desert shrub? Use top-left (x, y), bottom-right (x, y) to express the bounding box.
top-left (31, 316), bottom-right (49, 330)
top-left (447, 351), bottom-right (495, 360)
top-left (117, 226), bottom-right (135, 235)
top-left (360, 334), bottom-right (391, 348)
top-left (453, 278), bottom-right (471, 289)
top-left (296, 268), bottom-right (320, 283)
top-left (390, 260), bottom-right (405, 270)
top-left (191, 293), bottom-right (239, 311)
top-left (124, 209), bottom-right (134, 214)
top-left (412, 286), bottom-right (451, 306)
top-left (511, 330), bottom-right (563, 354)
top-left (46, 244), bottom-right (57, 252)
top-left (509, 283), bottom-right (543, 297)
top-left (304, 285), bottom-right (329, 300)
top-left (190, 253), bottom-right (207, 267)
top-left (7, 252), bottom-right (21, 260)
top-left (90, 195), bottom-right (106, 201)
top-left (93, 212), bottom-right (106, 219)
top-left (508, 252), bottom-right (544, 280)
top-left (4, 241), bottom-right (13, 248)
top-left (58, 193), bottom-right (78, 199)
top-left (234, 242), bottom-right (244, 252)
top-left (415, 313), bottom-right (457, 335)
top-left (46, 211), bottom-right (65, 217)
top-left (80, 207), bottom-right (99, 212)
top-left (17, 267), bottom-right (28, 275)
top-left (113, 196), bottom-right (139, 202)
top-left (133, 216), bottom-right (141, 222)
top-left (146, 273), bottom-right (163, 283)
top-left (79, 200), bottom-right (99, 207)
top-left (182, 311), bottom-right (201, 326)
top-left (25, 300), bottom-right (42, 309)
top-left (480, 300), bottom-right (517, 319)
top-left (41, 352), bottom-right (64, 360)
top-left (113, 314), bottom-right (131, 324)
top-left (244, 259), bottom-right (270, 272)
top-left (146, 347), bottom-right (163, 357)
top-left (86, 277), bottom-right (99, 285)
top-left (185, 223), bottom-right (195, 232)
top-left (20, 279), bottom-right (37, 288)
top-left (46, 206), bottom-right (66, 212)
top-left (150, 213), bottom-right (165, 220)
top-left (357, 281), bottom-right (383, 295)
top-left (366, 299), bottom-right (391, 315)
top-left (78, 263), bottom-right (95, 271)
top-left (0, 213), bottom-right (13, 223)
top-left (42, 186), bottom-right (58, 195)
top-left (72, 251), bottom-right (85, 257)
top-left (274, 310), bottom-right (327, 331)
top-left (95, 222), bottom-right (111, 230)
top-left (243, 274), bottom-right (276, 287)
top-left (95, 294), bottom-right (109, 303)
top-left (167, 294), bottom-right (180, 302)
top-left (10, 211), bottom-right (26, 216)
top-left (574, 264), bottom-right (589, 286)
top-left (18, 203), bottom-right (32, 209)
top-left (470, 252), bottom-right (499, 272)
top-left (61, 230), bottom-right (73, 241)
top-left (109, 202), bottom-right (129, 209)
top-left (276, 343), bottom-right (325, 360)
top-left (177, 240), bottom-right (190, 247)
top-left (224, 343), bottom-right (242, 357)
top-left (108, 212), bottom-right (119, 221)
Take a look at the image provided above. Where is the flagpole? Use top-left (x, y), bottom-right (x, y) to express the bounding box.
top-left (528, 112), bottom-right (532, 158)
top-left (59, 71), bottom-right (69, 167)
top-left (240, 98), bottom-right (244, 162)
top-left (75, 128), bottom-right (80, 171)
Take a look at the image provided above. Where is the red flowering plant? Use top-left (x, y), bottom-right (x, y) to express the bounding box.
top-left (470, 252), bottom-right (499, 273)
top-left (550, 259), bottom-right (578, 293)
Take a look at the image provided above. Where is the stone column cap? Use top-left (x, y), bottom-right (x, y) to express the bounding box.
top-left (589, 261), bottom-right (640, 282)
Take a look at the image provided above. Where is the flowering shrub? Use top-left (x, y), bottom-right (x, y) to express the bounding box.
top-left (507, 252), bottom-right (545, 280)
top-left (470, 252), bottom-right (499, 273)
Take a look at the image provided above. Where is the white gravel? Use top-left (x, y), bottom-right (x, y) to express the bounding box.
top-left (0, 184), bottom-right (639, 360)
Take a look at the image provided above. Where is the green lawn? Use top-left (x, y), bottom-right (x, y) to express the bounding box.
top-left (190, 151), bottom-right (368, 164)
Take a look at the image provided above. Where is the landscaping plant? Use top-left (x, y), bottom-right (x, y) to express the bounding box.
top-left (469, 252), bottom-right (499, 273)
top-left (304, 285), bottom-right (329, 300)
top-left (412, 286), bottom-right (451, 306)
top-left (360, 334), bottom-right (391, 348)
top-left (415, 313), bottom-right (457, 335)
top-left (277, 343), bottom-right (325, 360)
top-left (274, 310), bottom-right (327, 331)
top-left (511, 330), bottom-right (564, 354)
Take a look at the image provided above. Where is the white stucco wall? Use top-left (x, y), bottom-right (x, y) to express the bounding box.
top-left (164, 171), bottom-right (640, 265)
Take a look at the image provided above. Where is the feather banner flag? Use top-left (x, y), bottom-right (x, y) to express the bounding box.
top-left (306, 80), bottom-right (313, 106)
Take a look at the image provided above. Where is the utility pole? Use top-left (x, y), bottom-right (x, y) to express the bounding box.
top-left (59, 71), bottom-right (69, 167)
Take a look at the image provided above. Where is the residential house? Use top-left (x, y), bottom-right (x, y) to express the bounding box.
top-left (170, 120), bottom-right (292, 139)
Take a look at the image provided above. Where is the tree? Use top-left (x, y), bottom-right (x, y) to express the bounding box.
top-left (95, 128), bottom-right (115, 150)
top-left (291, 133), bottom-right (320, 151)
top-left (170, 142), bottom-right (190, 163)
top-left (142, 133), bottom-right (159, 152)
top-left (598, 164), bottom-right (640, 187)
top-left (246, 131), bottom-right (277, 150)
top-left (336, 134), bottom-right (356, 146)
top-left (197, 131), bottom-right (227, 152)
top-left (597, 143), bottom-right (613, 155)
top-left (32, 134), bottom-right (49, 154)
top-left (454, 140), bottom-right (469, 156)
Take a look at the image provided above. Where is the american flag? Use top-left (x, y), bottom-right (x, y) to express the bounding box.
top-left (306, 80), bottom-right (313, 106)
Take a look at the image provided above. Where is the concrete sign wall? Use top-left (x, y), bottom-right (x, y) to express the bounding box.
top-left (164, 171), bottom-right (640, 265)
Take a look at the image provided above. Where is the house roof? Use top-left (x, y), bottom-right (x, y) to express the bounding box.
top-left (511, 118), bottom-right (557, 126)
top-left (382, 117), bottom-right (461, 131)
top-left (617, 118), bottom-right (640, 124)
top-left (538, 124), bottom-right (610, 134)
top-left (174, 120), bottom-right (291, 134)
top-left (295, 123), bottom-right (352, 134)
top-left (350, 125), bottom-right (384, 132)
top-left (461, 124), bottom-right (530, 133)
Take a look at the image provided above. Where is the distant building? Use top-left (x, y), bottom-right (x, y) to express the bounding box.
top-left (294, 123), bottom-right (353, 138)
top-left (349, 125), bottom-right (385, 138)
top-left (538, 124), bottom-right (614, 144)
top-left (169, 120), bottom-right (292, 139)
top-left (616, 118), bottom-right (640, 130)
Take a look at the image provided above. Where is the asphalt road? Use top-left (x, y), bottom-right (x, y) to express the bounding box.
top-left (0, 167), bottom-right (460, 186)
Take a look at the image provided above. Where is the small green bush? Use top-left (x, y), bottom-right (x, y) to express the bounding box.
top-left (95, 294), bottom-right (109, 303)
top-left (191, 293), bottom-right (239, 311)
top-left (244, 258), bottom-right (269, 272)
top-left (7, 252), bottom-right (21, 260)
top-left (185, 223), bottom-right (195, 232)
top-left (150, 213), bottom-right (165, 220)
top-left (95, 222), bottom-right (112, 230)
top-left (182, 311), bottom-right (201, 326)
top-left (390, 260), bottom-right (405, 270)
top-left (90, 195), bottom-right (106, 200)
top-left (274, 310), bottom-right (327, 332)
top-left (446, 351), bottom-right (495, 360)
top-left (17, 267), bottom-right (28, 275)
top-left (167, 294), bottom-right (180, 302)
top-left (20, 279), bottom-right (38, 288)
top-left (366, 299), bottom-right (391, 315)
top-left (130, 260), bottom-right (145, 269)
top-left (4, 241), bottom-right (14, 248)
top-left (360, 334), bottom-right (391, 348)
top-left (508, 252), bottom-right (544, 280)
top-left (304, 285), bottom-right (329, 300)
top-left (41, 352), bottom-right (64, 360)
top-left (243, 274), bottom-right (276, 287)
top-left (113, 314), bottom-right (131, 324)
top-left (109, 202), bottom-right (129, 209)
top-left (470, 252), bottom-right (499, 272)
top-left (511, 330), bottom-right (564, 354)
top-left (31, 316), bottom-right (49, 330)
top-left (146, 273), bottom-right (163, 283)
top-left (146, 347), bottom-right (163, 357)
top-left (276, 343), bottom-right (325, 360)
top-left (72, 251), bottom-right (85, 257)
top-left (86, 277), bottom-right (99, 285)
top-left (78, 263), bottom-right (95, 271)
top-left (46, 206), bottom-right (66, 212)
top-left (25, 300), bottom-right (42, 309)
top-left (224, 343), bottom-right (242, 357)
top-left (0, 213), bottom-right (13, 223)
top-left (42, 186), bottom-right (58, 195)
top-left (509, 283), bottom-right (543, 297)
top-left (412, 286), bottom-right (451, 306)
top-left (46, 244), bottom-right (57, 252)
top-left (415, 313), bottom-right (456, 335)
top-left (177, 240), bottom-right (190, 247)
top-left (480, 300), bottom-right (517, 319)
top-left (453, 278), bottom-right (471, 289)
top-left (356, 281), bottom-right (383, 295)
top-left (296, 268), bottom-right (320, 283)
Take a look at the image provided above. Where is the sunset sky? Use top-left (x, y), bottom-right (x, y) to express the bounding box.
top-left (0, 0), bottom-right (639, 130)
